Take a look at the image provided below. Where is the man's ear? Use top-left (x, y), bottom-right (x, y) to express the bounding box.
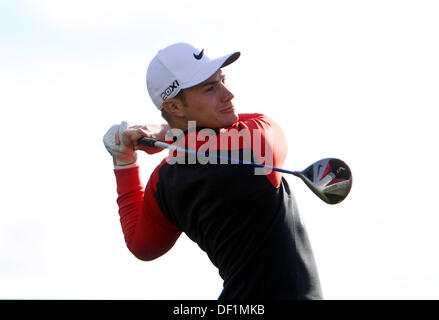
top-left (162, 98), bottom-right (186, 118)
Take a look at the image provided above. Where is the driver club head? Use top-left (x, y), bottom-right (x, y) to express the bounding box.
top-left (295, 158), bottom-right (353, 205)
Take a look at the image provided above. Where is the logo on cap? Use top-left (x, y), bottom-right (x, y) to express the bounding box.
top-left (193, 49), bottom-right (204, 60)
top-left (160, 80), bottom-right (180, 101)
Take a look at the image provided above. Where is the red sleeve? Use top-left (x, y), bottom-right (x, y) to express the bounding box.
top-left (233, 113), bottom-right (288, 187)
top-left (114, 165), bottom-right (181, 261)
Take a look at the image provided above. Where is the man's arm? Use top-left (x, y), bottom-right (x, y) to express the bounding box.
top-left (233, 113), bottom-right (288, 187)
top-left (114, 165), bottom-right (181, 261)
top-left (104, 122), bottom-right (181, 261)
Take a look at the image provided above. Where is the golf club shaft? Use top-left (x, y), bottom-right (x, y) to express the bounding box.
top-left (138, 137), bottom-right (300, 176)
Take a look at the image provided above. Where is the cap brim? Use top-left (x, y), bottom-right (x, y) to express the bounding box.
top-left (221, 52), bottom-right (240, 68)
top-left (182, 51), bottom-right (240, 89)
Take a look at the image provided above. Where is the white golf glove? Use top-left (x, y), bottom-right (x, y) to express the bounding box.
top-left (103, 121), bottom-right (138, 167)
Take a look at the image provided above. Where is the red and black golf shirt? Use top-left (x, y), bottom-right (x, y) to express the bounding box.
top-left (114, 113), bottom-right (322, 299)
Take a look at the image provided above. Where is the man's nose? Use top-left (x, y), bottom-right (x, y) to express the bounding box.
top-left (221, 84), bottom-right (234, 102)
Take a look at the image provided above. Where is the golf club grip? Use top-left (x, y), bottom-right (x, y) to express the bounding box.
top-left (138, 137), bottom-right (157, 148)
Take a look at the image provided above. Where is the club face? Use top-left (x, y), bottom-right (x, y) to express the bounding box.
top-left (299, 158), bottom-right (352, 204)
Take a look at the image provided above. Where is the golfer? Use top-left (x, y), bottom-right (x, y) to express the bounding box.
top-left (103, 43), bottom-right (322, 299)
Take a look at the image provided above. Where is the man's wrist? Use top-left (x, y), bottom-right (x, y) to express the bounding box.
top-left (114, 161), bottom-right (139, 170)
top-left (113, 155), bottom-right (138, 168)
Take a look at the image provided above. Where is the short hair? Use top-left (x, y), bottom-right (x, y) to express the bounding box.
top-left (160, 89), bottom-right (187, 122)
top-left (174, 89), bottom-right (187, 106)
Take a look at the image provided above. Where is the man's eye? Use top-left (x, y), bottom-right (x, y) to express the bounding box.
top-left (206, 86), bottom-right (214, 92)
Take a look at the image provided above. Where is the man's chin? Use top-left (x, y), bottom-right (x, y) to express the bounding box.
top-left (222, 112), bottom-right (239, 127)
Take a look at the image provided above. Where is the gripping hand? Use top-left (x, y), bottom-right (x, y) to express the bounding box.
top-left (103, 121), bottom-right (137, 167)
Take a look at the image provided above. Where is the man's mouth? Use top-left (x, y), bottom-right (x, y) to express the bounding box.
top-left (219, 104), bottom-right (235, 113)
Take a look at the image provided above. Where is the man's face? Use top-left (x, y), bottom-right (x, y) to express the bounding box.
top-left (179, 70), bottom-right (238, 129)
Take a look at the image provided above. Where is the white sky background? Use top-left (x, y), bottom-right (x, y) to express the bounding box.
top-left (1, 0), bottom-right (438, 299)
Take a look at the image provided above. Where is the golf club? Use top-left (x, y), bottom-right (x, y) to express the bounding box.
top-left (138, 138), bottom-right (352, 204)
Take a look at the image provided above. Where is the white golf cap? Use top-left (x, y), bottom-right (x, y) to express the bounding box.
top-left (146, 42), bottom-right (240, 110)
